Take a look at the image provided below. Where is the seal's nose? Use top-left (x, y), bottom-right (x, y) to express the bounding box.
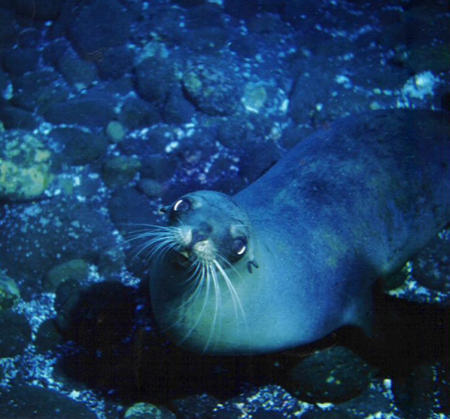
top-left (192, 222), bottom-right (213, 244)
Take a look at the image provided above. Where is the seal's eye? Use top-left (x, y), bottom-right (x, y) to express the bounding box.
top-left (172, 198), bottom-right (191, 213)
top-left (231, 237), bottom-right (247, 257)
top-left (169, 198), bottom-right (192, 223)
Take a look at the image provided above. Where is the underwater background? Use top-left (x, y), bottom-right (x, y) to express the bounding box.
top-left (0, 0), bottom-right (449, 417)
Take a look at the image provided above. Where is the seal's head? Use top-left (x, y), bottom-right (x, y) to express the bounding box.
top-left (139, 190), bottom-right (256, 353)
top-left (163, 190), bottom-right (252, 268)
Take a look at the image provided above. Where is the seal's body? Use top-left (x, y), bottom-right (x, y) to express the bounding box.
top-left (149, 110), bottom-right (450, 355)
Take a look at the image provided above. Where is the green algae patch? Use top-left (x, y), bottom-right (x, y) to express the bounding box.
top-left (242, 83), bottom-right (267, 113)
top-left (0, 130), bottom-right (53, 201)
top-left (0, 273), bottom-right (20, 310)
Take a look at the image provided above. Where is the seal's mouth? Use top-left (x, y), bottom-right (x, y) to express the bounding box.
top-left (173, 249), bottom-right (192, 268)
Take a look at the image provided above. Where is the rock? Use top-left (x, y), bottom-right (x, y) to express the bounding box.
top-left (289, 68), bottom-right (370, 125)
top-left (411, 229), bottom-right (450, 293)
top-left (0, 130), bottom-right (53, 201)
top-left (241, 83), bottom-right (268, 114)
top-left (118, 97), bottom-right (161, 130)
top-left (237, 136), bottom-right (281, 185)
top-left (172, 0), bottom-right (206, 8)
top-left (11, 69), bottom-right (68, 113)
top-left (0, 8), bottom-right (17, 47)
top-left (43, 259), bottom-right (90, 293)
top-left (0, 310), bottom-right (31, 357)
top-left (182, 60), bottom-right (243, 116)
top-left (185, 4), bottom-right (224, 29)
top-left (118, 129), bottom-right (166, 156)
top-left (68, 0), bottom-right (132, 57)
top-left (55, 281), bottom-right (136, 349)
top-left (286, 346), bottom-right (376, 402)
top-left (53, 278), bottom-right (84, 332)
top-left (171, 394), bottom-right (221, 418)
top-left (96, 245), bottom-right (126, 277)
top-left (280, 0), bottom-right (320, 28)
top-left (106, 121), bottom-right (126, 143)
top-left (247, 13), bottom-right (290, 35)
top-left (0, 273), bottom-right (20, 309)
top-left (124, 402), bottom-right (176, 419)
top-left (0, 383), bottom-right (96, 418)
top-left (182, 27), bottom-right (229, 53)
top-left (35, 319), bottom-right (64, 352)
top-left (224, 0), bottom-right (283, 19)
top-left (0, 196), bottom-right (118, 294)
top-left (50, 127), bottom-right (108, 166)
top-left (101, 155), bottom-right (141, 188)
top-left (42, 39), bottom-right (72, 67)
top-left (382, 264), bottom-right (410, 291)
top-left (2, 47), bottom-right (39, 76)
top-left (108, 188), bottom-right (156, 232)
top-left (229, 34), bottom-right (261, 58)
top-left (5, 0), bottom-right (63, 20)
top-left (393, 364), bottom-right (438, 418)
top-left (337, 380), bottom-right (399, 418)
top-left (0, 70), bottom-right (11, 100)
top-left (139, 154), bottom-right (177, 181)
top-left (44, 96), bottom-right (116, 128)
top-left (57, 51), bottom-right (98, 89)
top-left (96, 46), bottom-right (134, 80)
top-left (0, 105), bottom-right (37, 129)
top-left (137, 178), bottom-right (164, 198)
top-left (301, 408), bottom-right (357, 419)
top-left (210, 385), bottom-right (306, 418)
top-left (17, 27), bottom-right (41, 48)
top-left (134, 57), bottom-right (177, 103)
top-left (163, 88), bottom-right (195, 124)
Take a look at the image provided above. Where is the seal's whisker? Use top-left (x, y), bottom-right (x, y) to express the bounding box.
top-left (133, 235), bottom-right (176, 263)
top-left (124, 223), bottom-right (176, 231)
top-left (213, 258), bottom-right (246, 327)
top-left (233, 222), bottom-right (251, 229)
top-left (203, 262), bottom-right (221, 353)
top-left (158, 260), bottom-right (207, 338)
top-left (124, 232), bottom-right (173, 251)
top-left (127, 230), bottom-right (174, 240)
top-left (124, 225), bottom-right (177, 244)
top-left (177, 262), bottom-right (205, 309)
top-left (178, 262), bottom-right (210, 345)
top-left (216, 254), bottom-right (243, 281)
top-left (177, 260), bottom-right (202, 287)
top-left (126, 225), bottom-right (183, 264)
top-left (146, 240), bottom-right (178, 265)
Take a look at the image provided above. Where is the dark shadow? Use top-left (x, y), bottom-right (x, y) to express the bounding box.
top-left (342, 289), bottom-right (449, 378)
top-left (54, 280), bottom-right (449, 406)
top-left (54, 280), bottom-right (281, 404)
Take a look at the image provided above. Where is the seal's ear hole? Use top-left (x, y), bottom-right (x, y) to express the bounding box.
top-left (247, 260), bottom-right (259, 273)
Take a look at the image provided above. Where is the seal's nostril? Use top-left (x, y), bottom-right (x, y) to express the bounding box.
top-left (192, 230), bottom-right (208, 243)
top-left (193, 222), bottom-right (212, 243)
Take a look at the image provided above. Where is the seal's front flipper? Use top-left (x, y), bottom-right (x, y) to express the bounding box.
top-left (343, 286), bottom-right (375, 338)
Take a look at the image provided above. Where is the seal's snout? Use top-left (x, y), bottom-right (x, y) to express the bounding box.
top-left (172, 222), bottom-right (217, 264)
top-left (174, 223), bottom-right (213, 248)
top-left (192, 222), bottom-right (213, 244)
top-left (174, 225), bottom-right (193, 249)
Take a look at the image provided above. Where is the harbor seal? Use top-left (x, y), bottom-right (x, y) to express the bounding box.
top-left (140, 109), bottom-right (450, 355)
